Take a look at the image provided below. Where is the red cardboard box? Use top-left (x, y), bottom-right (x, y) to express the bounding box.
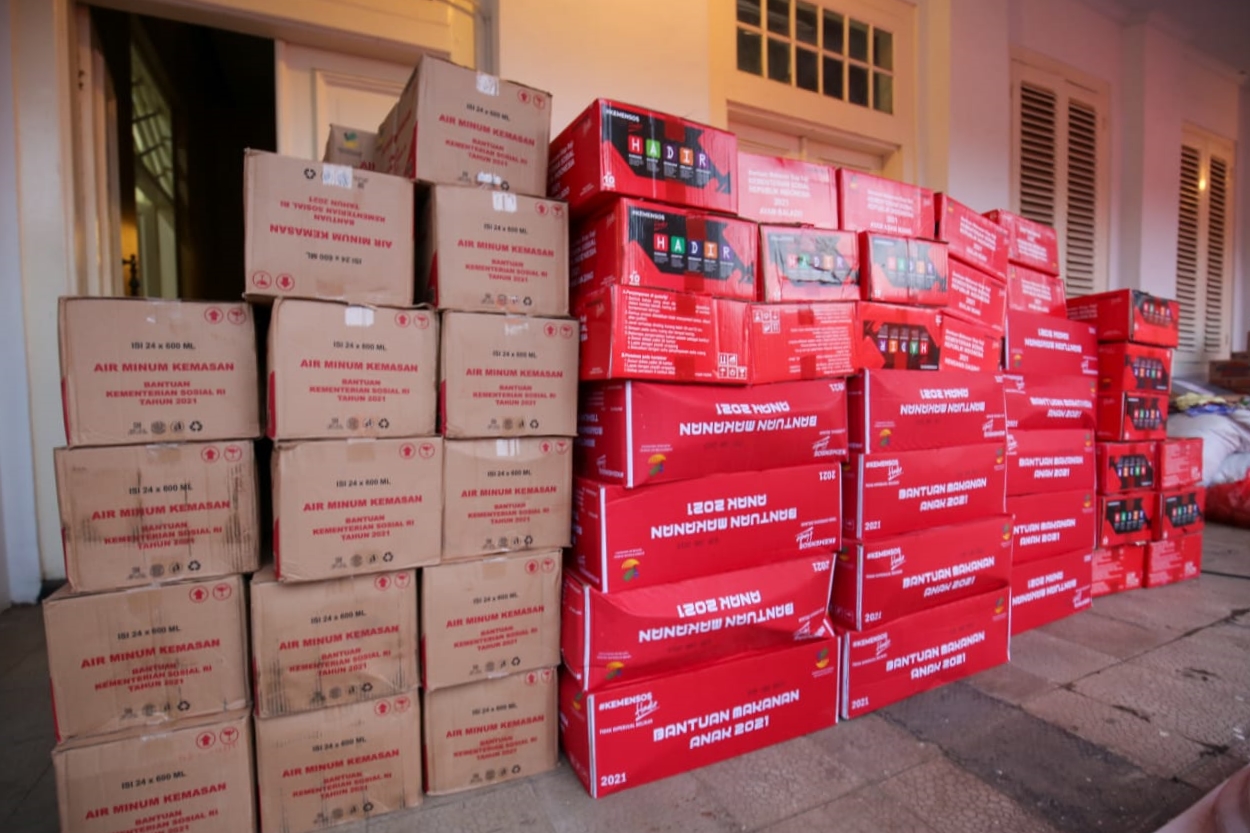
top-left (837, 169), bottom-right (935, 237)
top-left (744, 302), bottom-right (857, 383)
top-left (1144, 533), bottom-right (1202, 587)
top-left (1005, 312), bottom-right (1097, 377)
top-left (859, 233), bottom-right (950, 307)
top-left (1006, 428), bottom-right (1096, 497)
top-left (737, 153), bottom-right (837, 228)
top-left (549, 99), bottom-right (737, 217)
top-left (576, 379), bottom-right (848, 488)
top-left (1096, 393), bottom-right (1166, 442)
top-left (984, 209), bottom-right (1060, 275)
top-left (1008, 490), bottom-right (1097, 564)
top-left (857, 302), bottom-right (943, 371)
top-left (1006, 264), bottom-right (1067, 316)
top-left (1066, 289), bottom-right (1180, 347)
top-left (1097, 490), bottom-right (1156, 547)
top-left (935, 194), bottom-right (1009, 280)
top-left (571, 464), bottom-right (841, 593)
top-left (560, 634), bottom-right (839, 798)
top-left (847, 369), bottom-right (1006, 454)
top-left (578, 287), bottom-right (747, 384)
top-left (1159, 438), bottom-right (1203, 489)
top-left (563, 554), bottom-right (834, 691)
top-left (1003, 375), bottom-right (1097, 432)
top-left (1096, 441), bottom-right (1158, 494)
top-left (830, 515), bottom-right (1013, 631)
top-left (1155, 486), bottom-right (1206, 540)
top-left (1098, 343), bottom-right (1172, 395)
top-left (839, 586), bottom-right (1009, 719)
top-left (947, 261), bottom-right (1008, 334)
top-left (940, 316), bottom-right (1003, 374)
top-left (1091, 545), bottom-right (1144, 597)
top-left (571, 198), bottom-right (757, 306)
top-left (1010, 549), bottom-right (1093, 635)
top-left (843, 444), bottom-right (1006, 541)
top-left (759, 226), bottom-right (860, 302)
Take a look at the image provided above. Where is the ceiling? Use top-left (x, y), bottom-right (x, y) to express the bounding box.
top-left (1113, 0), bottom-right (1250, 77)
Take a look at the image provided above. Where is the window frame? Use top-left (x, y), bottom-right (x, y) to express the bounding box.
top-left (1009, 49), bottom-right (1112, 297)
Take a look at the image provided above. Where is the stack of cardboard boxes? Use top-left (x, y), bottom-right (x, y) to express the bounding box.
top-left (557, 106), bottom-right (843, 798)
top-left (1067, 291), bottom-right (1205, 590)
top-left (994, 210), bottom-right (1099, 632)
top-left (835, 191), bottom-right (1012, 720)
top-left (49, 297), bottom-right (262, 833)
top-left (373, 56), bottom-right (573, 798)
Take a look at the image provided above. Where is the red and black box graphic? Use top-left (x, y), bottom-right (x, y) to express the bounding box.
top-left (1096, 441), bottom-right (1158, 494)
top-left (1097, 490), bottom-right (1156, 547)
top-left (1096, 393), bottom-right (1167, 442)
top-left (758, 226), bottom-right (860, 303)
top-left (1066, 289), bottom-right (1180, 348)
top-left (1097, 342), bottom-right (1172, 395)
top-left (859, 233), bottom-right (950, 307)
top-left (1155, 486), bottom-right (1206, 540)
top-left (857, 302), bottom-right (942, 371)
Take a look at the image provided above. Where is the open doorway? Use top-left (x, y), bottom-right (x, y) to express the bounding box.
top-left (89, 6), bottom-right (276, 301)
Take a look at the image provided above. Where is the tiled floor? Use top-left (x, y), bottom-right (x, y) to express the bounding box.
top-left (4, 526), bottom-right (1248, 833)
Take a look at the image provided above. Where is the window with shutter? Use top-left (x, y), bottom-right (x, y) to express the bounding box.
top-left (1010, 56), bottom-right (1110, 296)
top-left (1176, 128), bottom-right (1235, 363)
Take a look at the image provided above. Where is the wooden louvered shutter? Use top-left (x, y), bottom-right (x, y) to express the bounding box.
top-left (1176, 130), bottom-right (1235, 362)
top-left (1011, 60), bottom-right (1109, 297)
top-left (1204, 154), bottom-right (1230, 355)
top-left (1175, 145), bottom-right (1202, 354)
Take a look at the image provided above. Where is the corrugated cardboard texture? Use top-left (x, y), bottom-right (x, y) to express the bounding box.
top-left (44, 575), bottom-right (249, 742)
top-left (53, 709), bottom-right (256, 833)
top-left (420, 551), bottom-right (561, 690)
top-left (419, 186), bottom-right (569, 315)
top-left (442, 438), bottom-right (573, 560)
top-left (323, 125), bottom-right (377, 170)
top-left (272, 438), bottom-right (443, 581)
top-left (55, 442), bottom-right (260, 594)
top-left (376, 55), bottom-right (551, 193)
top-left (59, 297), bottom-right (260, 447)
top-left (250, 567), bottom-right (417, 718)
top-left (267, 299), bottom-right (438, 440)
top-left (422, 669), bottom-right (558, 795)
top-left (255, 694), bottom-right (422, 833)
top-left (243, 149), bottom-right (414, 305)
top-left (440, 312), bottom-right (579, 438)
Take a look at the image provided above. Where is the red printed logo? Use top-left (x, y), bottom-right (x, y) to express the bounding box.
top-left (413, 313), bottom-right (431, 330)
top-left (552, 204), bottom-right (564, 218)
top-left (227, 307), bottom-right (248, 325)
top-left (533, 94), bottom-right (547, 111)
top-left (204, 307), bottom-right (224, 324)
top-left (276, 274), bottom-right (295, 292)
top-left (375, 575), bottom-right (392, 591)
top-left (395, 312), bottom-right (411, 328)
top-left (219, 726), bottom-right (240, 746)
top-left (628, 135), bottom-right (643, 155)
top-left (201, 446), bottom-right (220, 463)
top-left (418, 442), bottom-right (436, 460)
top-left (212, 583), bottom-right (233, 601)
top-left (393, 572), bottom-right (412, 589)
top-left (540, 668), bottom-right (554, 682)
top-left (399, 442), bottom-right (417, 460)
top-left (188, 586), bottom-right (209, 604)
top-left (195, 731), bottom-right (216, 750)
top-left (524, 671), bottom-right (538, 685)
top-left (251, 271), bottom-right (273, 289)
top-left (223, 445), bottom-right (243, 462)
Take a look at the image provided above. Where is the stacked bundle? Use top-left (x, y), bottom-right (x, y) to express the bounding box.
top-left (1068, 291), bottom-right (1204, 589)
top-left (50, 297), bottom-right (262, 832)
top-left (555, 103), bottom-right (844, 798)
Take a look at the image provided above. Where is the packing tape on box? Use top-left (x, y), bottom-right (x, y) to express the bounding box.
top-left (346, 439), bottom-right (378, 462)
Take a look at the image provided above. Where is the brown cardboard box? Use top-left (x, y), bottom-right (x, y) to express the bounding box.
top-left (45, 575), bottom-right (249, 742)
top-left (442, 438), bottom-right (573, 560)
top-left (375, 55), bottom-right (551, 195)
top-left (243, 150), bottom-right (415, 305)
top-left (420, 551), bottom-right (561, 690)
top-left (255, 694), bottom-right (422, 833)
top-left (323, 124), bottom-right (378, 170)
top-left (267, 298), bottom-right (438, 440)
top-left (439, 312), bottom-right (579, 438)
top-left (55, 442), bottom-right (260, 594)
top-left (418, 186), bottom-right (569, 316)
top-left (59, 297), bottom-right (260, 447)
top-left (272, 438), bottom-right (443, 582)
top-left (250, 567), bottom-right (418, 717)
top-left (54, 709), bottom-right (256, 833)
top-left (422, 669), bottom-right (558, 795)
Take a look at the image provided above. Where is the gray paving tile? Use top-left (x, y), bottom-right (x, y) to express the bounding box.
top-left (877, 757), bottom-right (1059, 833)
top-left (532, 760), bottom-right (736, 833)
top-left (2, 762), bottom-right (56, 833)
top-left (1176, 749), bottom-right (1250, 794)
top-left (808, 713), bottom-right (940, 783)
top-left (1022, 688), bottom-right (1210, 778)
top-left (1131, 624), bottom-right (1250, 692)
top-left (1094, 575), bottom-right (1248, 635)
top-left (1039, 609), bottom-right (1177, 660)
top-left (1200, 524), bottom-right (1250, 578)
top-left (369, 778), bottom-right (556, 833)
top-left (1008, 628), bottom-right (1121, 684)
top-left (881, 682), bottom-right (1018, 754)
top-left (693, 734), bottom-right (863, 830)
top-left (966, 660), bottom-right (1056, 706)
top-left (759, 784), bottom-right (937, 833)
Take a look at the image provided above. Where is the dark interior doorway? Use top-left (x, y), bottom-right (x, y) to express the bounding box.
top-left (90, 6), bottom-right (276, 301)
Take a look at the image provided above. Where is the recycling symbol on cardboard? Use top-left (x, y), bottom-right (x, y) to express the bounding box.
top-left (378, 418), bottom-right (390, 429)
top-left (189, 421), bottom-right (203, 432)
top-left (188, 560), bottom-right (201, 571)
top-left (177, 700), bottom-right (191, 712)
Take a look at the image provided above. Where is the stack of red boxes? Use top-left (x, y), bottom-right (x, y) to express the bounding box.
top-left (1066, 290), bottom-right (1203, 589)
top-left (555, 105), bottom-right (845, 798)
top-left (993, 210), bottom-right (1097, 632)
top-left (834, 189), bottom-right (1012, 721)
